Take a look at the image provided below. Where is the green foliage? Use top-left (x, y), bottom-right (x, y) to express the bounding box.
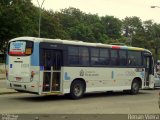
top-left (0, 0), bottom-right (38, 53)
top-left (101, 15), bottom-right (122, 39)
top-left (1, 2), bottom-right (160, 60)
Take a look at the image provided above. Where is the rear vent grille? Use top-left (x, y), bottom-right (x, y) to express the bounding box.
top-left (13, 84), bottom-right (22, 87)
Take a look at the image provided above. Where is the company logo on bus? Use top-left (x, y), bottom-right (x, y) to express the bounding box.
top-left (80, 70), bottom-right (84, 76)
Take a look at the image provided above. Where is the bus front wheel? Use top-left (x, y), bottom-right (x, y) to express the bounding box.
top-left (70, 80), bottom-right (85, 99)
top-left (130, 80), bottom-right (140, 95)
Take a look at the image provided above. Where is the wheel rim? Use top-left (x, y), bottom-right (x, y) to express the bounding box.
top-left (132, 82), bottom-right (139, 93)
top-left (73, 84), bottom-right (82, 96)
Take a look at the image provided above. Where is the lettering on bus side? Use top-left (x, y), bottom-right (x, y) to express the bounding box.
top-left (135, 68), bottom-right (144, 72)
top-left (116, 70), bottom-right (136, 77)
top-left (79, 70), bottom-right (99, 77)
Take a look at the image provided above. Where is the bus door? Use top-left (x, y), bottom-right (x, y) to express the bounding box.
top-left (42, 49), bottom-right (62, 92)
top-left (144, 54), bottom-right (153, 87)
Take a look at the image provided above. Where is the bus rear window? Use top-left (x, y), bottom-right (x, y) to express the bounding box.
top-left (8, 41), bottom-right (33, 56)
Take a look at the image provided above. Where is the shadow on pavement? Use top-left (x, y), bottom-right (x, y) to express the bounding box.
top-left (10, 90), bottom-right (152, 102)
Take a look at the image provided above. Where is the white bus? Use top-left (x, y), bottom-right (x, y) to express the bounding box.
top-left (6, 37), bottom-right (155, 99)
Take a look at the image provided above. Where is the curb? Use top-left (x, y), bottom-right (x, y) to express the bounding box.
top-left (0, 88), bottom-right (18, 95)
top-left (0, 91), bottom-right (18, 95)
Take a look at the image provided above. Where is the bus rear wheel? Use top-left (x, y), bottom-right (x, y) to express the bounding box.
top-left (70, 80), bottom-right (85, 99)
top-left (130, 80), bottom-right (140, 95)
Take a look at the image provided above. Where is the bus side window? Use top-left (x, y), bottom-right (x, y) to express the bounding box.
top-left (68, 46), bottom-right (79, 65)
top-left (99, 49), bottom-right (110, 65)
top-left (128, 51), bottom-right (142, 66)
top-left (45, 53), bottom-right (52, 70)
top-left (128, 58), bottom-right (134, 66)
top-left (110, 49), bottom-right (119, 66)
top-left (91, 48), bottom-right (99, 65)
top-left (79, 47), bottom-right (89, 65)
top-left (119, 50), bottom-right (127, 66)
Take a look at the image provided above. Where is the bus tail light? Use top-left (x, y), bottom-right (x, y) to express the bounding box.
top-left (43, 84), bottom-right (49, 87)
top-left (30, 71), bottom-right (35, 82)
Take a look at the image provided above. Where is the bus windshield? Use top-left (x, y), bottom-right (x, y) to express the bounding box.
top-left (8, 40), bottom-right (33, 56)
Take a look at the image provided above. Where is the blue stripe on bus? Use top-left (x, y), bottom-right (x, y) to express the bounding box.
top-left (31, 42), bottom-right (39, 66)
top-left (40, 66), bottom-right (44, 71)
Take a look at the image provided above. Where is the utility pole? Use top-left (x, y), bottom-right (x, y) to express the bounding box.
top-left (150, 5), bottom-right (160, 63)
top-left (37, 0), bottom-right (45, 38)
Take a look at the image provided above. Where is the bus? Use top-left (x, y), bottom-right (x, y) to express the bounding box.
top-left (6, 37), bottom-right (155, 99)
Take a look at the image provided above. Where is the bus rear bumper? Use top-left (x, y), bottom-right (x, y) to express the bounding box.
top-left (6, 81), bottom-right (40, 94)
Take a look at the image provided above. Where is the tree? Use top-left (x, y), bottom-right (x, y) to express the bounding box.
top-left (122, 16), bottom-right (144, 46)
top-left (1, 2), bottom-right (160, 60)
top-left (101, 15), bottom-right (122, 39)
top-left (0, 0), bottom-right (38, 53)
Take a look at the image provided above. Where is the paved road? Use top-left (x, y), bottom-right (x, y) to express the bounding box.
top-left (0, 89), bottom-right (159, 114)
top-left (0, 79), bottom-right (7, 88)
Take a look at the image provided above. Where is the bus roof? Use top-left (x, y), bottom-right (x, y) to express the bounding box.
top-left (10, 36), bottom-right (151, 53)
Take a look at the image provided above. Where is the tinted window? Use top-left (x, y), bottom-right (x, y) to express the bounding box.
top-left (68, 46), bottom-right (79, 65)
top-left (79, 47), bottom-right (89, 65)
top-left (68, 46), bottom-right (89, 66)
top-left (128, 51), bottom-right (142, 66)
top-left (91, 48), bottom-right (99, 65)
top-left (110, 50), bottom-right (119, 65)
top-left (91, 48), bottom-right (109, 65)
top-left (99, 49), bottom-right (110, 65)
top-left (119, 50), bottom-right (127, 66)
top-left (68, 46), bottom-right (78, 55)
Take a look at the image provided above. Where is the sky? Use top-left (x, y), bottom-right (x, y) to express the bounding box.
top-left (32, 0), bottom-right (160, 23)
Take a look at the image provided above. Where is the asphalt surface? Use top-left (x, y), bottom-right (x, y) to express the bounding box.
top-left (0, 79), bottom-right (17, 94)
top-left (0, 79), bottom-right (159, 120)
top-left (0, 89), bottom-right (159, 114)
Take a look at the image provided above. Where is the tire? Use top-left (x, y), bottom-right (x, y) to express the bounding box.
top-left (70, 80), bottom-right (85, 99)
top-left (130, 80), bottom-right (140, 95)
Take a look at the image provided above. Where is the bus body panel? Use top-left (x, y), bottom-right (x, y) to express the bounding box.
top-left (8, 56), bottom-right (31, 83)
top-left (7, 65), bottom-right (41, 93)
top-left (148, 75), bottom-right (155, 88)
top-left (6, 40), bottom-right (41, 93)
top-left (62, 67), bottom-right (145, 94)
